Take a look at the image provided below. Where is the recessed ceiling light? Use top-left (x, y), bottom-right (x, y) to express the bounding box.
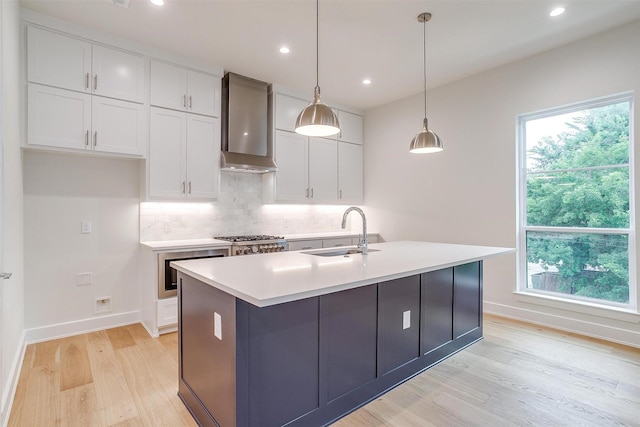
top-left (363, 79), bottom-right (372, 85)
top-left (550, 7), bottom-right (565, 17)
top-left (150, 0), bottom-right (164, 5)
top-left (279, 46), bottom-right (290, 54)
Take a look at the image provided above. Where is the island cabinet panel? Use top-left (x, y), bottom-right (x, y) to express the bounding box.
top-left (179, 274), bottom-right (237, 427)
top-left (420, 267), bottom-right (454, 355)
top-left (236, 297), bottom-right (320, 427)
top-left (453, 262), bottom-right (482, 339)
top-left (378, 276), bottom-right (421, 375)
top-left (320, 285), bottom-right (378, 402)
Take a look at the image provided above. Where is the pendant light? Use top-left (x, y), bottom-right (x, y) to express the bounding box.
top-left (295, 0), bottom-right (341, 137)
top-left (409, 12), bottom-right (443, 154)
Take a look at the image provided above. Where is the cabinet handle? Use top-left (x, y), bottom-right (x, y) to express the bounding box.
top-left (339, 189), bottom-right (343, 199)
top-left (310, 188), bottom-right (314, 198)
top-left (94, 131), bottom-right (97, 147)
top-left (305, 188), bottom-right (309, 198)
top-left (85, 73), bottom-right (90, 90)
top-left (94, 75), bottom-right (98, 91)
top-left (188, 181), bottom-right (192, 194)
top-left (302, 247), bottom-right (312, 250)
top-left (0, 273), bottom-right (12, 280)
top-left (189, 96), bottom-right (193, 109)
top-left (182, 181), bottom-right (186, 194)
top-left (183, 95), bottom-right (187, 108)
top-left (85, 130), bottom-right (89, 147)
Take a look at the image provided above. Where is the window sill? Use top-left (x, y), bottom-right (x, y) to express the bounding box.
top-left (513, 291), bottom-right (639, 324)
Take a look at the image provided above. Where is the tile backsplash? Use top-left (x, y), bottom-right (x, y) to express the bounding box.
top-left (140, 171), bottom-right (352, 241)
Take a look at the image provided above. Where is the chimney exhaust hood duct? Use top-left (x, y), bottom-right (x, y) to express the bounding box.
top-left (220, 72), bottom-right (277, 173)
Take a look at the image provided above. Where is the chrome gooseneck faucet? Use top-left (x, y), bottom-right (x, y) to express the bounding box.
top-left (341, 207), bottom-right (368, 255)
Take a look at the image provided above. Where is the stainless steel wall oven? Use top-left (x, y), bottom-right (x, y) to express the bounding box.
top-left (158, 248), bottom-right (230, 299)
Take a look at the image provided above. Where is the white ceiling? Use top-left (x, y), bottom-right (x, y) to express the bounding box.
top-left (19, 0), bottom-right (640, 111)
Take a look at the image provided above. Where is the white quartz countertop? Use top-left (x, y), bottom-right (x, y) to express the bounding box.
top-left (171, 241), bottom-right (514, 307)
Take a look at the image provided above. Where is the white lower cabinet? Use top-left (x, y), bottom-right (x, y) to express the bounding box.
top-left (288, 240), bottom-right (323, 251)
top-left (157, 298), bottom-right (178, 328)
top-left (149, 107), bottom-right (219, 201)
top-left (27, 83), bottom-right (145, 156)
top-left (322, 237), bottom-right (353, 248)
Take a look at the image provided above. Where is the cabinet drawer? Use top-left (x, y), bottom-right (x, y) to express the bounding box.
top-left (288, 240), bottom-right (323, 251)
top-left (157, 298), bottom-right (178, 327)
top-left (322, 237), bottom-right (353, 248)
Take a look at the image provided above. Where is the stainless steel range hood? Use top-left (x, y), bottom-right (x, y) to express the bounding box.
top-left (220, 72), bottom-right (277, 173)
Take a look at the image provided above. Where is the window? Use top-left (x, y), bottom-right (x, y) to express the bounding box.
top-left (517, 94), bottom-right (634, 308)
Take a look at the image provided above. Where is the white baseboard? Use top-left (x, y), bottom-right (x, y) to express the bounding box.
top-left (24, 310), bottom-right (141, 344)
top-left (1, 330), bottom-right (26, 427)
top-left (484, 301), bottom-right (640, 349)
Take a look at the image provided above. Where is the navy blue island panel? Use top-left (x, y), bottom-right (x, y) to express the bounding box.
top-left (177, 261), bottom-right (483, 427)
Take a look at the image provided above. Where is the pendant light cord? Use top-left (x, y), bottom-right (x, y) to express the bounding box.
top-left (423, 17), bottom-right (427, 119)
top-left (316, 0), bottom-right (319, 88)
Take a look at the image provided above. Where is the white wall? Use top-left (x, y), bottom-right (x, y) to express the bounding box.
top-left (364, 20), bottom-right (640, 347)
top-left (1, 0), bottom-right (25, 424)
top-left (23, 151), bottom-right (141, 341)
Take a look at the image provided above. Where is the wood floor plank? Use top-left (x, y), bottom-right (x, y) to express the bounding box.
top-left (60, 334), bottom-right (93, 392)
top-left (86, 330), bottom-right (138, 426)
top-left (11, 364), bottom-right (61, 427)
top-left (60, 384), bottom-right (101, 427)
top-left (106, 327), bottom-right (137, 351)
top-left (32, 338), bottom-right (61, 367)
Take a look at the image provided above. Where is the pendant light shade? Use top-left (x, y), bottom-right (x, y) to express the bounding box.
top-left (295, 0), bottom-right (340, 137)
top-left (410, 12), bottom-right (442, 154)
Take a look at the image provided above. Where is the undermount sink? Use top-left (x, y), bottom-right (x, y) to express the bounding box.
top-left (302, 248), bottom-right (380, 257)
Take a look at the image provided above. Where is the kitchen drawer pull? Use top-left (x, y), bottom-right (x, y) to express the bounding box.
top-left (0, 273), bottom-right (12, 280)
top-left (85, 73), bottom-right (90, 90)
top-left (85, 130), bottom-right (89, 147)
top-left (94, 131), bottom-right (97, 147)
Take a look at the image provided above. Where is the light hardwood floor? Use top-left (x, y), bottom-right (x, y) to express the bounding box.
top-left (8, 315), bottom-right (640, 426)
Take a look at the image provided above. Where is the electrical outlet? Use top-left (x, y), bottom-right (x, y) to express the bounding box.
top-left (95, 297), bottom-right (112, 314)
top-left (76, 272), bottom-right (92, 286)
top-left (81, 220), bottom-right (92, 234)
top-left (214, 312), bottom-right (222, 340)
top-left (403, 310), bottom-right (411, 330)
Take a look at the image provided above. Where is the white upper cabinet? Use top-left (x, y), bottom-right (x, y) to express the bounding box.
top-left (338, 142), bottom-right (364, 204)
top-left (308, 137), bottom-right (338, 203)
top-left (274, 93), bottom-right (308, 132)
top-left (272, 130), bottom-right (309, 202)
top-left (150, 61), bottom-right (220, 117)
top-left (27, 26), bottom-right (145, 103)
top-left (28, 83), bottom-right (145, 156)
top-left (91, 45), bottom-right (145, 103)
top-left (149, 108), bottom-right (219, 201)
top-left (27, 26), bottom-right (91, 94)
top-left (337, 110), bottom-right (363, 145)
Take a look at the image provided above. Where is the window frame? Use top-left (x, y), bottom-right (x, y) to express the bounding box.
top-left (516, 92), bottom-right (636, 311)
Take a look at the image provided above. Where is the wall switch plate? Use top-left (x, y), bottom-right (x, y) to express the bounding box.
top-left (403, 310), bottom-right (411, 330)
top-left (214, 312), bottom-right (222, 340)
top-left (81, 220), bottom-right (92, 234)
top-left (77, 272), bottom-right (92, 286)
top-left (95, 296), bottom-right (112, 314)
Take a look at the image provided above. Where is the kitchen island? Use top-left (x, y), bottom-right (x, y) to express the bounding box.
top-left (171, 241), bottom-right (513, 427)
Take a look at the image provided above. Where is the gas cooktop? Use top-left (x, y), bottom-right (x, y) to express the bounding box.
top-left (215, 235), bottom-right (285, 243)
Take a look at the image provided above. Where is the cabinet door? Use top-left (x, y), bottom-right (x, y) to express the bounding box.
top-left (28, 84), bottom-right (91, 150)
top-left (157, 297), bottom-right (178, 327)
top-left (150, 61), bottom-right (188, 112)
top-left (186, 115), bottom-right (219, 200)
top-left (338, 110), bottom-right (363, 145)
top-left (27, 26), bottom-right (91, 93)
top-left (187, 70), bottom-right (220, 117)
top-left (287, 240), bottom-right (323, 251)
top-left (379, 275), bottom-right (421, 375)
top-left (322, 237), bottom-right (353, 248)
top-left (274, 130), bottom-right (308, 202)
top-left (454, 262), bottom-right (481, 339)
top-left (308, 137), bottom-right (338, 203)
top-left (338, 142), bottom-right (364, 204)
top-left (274, 93), bottom-right (308, 132)
top-left (92, 45), bottom-right (145, 103)
top-left (149, 108), bottom-right (187, 199)
top-left (421, 268), bottom-right (453, 355)
top-left (92, 97), bottom-right (145, 156)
